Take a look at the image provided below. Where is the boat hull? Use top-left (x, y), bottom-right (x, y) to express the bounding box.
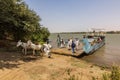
top-left (83, 37), bottom-right (105, 54)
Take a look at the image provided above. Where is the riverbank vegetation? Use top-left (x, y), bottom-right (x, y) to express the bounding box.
top-left (0, 0), bottom-right (50, 42)
top-left (102, 66), bottom-right (120, 80)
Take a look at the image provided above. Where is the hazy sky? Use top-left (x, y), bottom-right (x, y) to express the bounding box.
top-left (25, 0), bottom-right (120, 32)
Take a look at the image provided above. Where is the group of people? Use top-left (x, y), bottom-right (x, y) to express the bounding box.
top-left (56, 34), bottom-right (80, 54)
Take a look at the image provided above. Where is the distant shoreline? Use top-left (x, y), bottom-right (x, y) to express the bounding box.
top-left (51, 31), bottom-right (120, 34)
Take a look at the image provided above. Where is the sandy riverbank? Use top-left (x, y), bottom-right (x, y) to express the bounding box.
top-left (0, 47), bottom-right (110, 80)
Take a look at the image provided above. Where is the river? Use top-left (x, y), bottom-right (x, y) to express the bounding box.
top-left (49, 33), bottom-right (120, 66)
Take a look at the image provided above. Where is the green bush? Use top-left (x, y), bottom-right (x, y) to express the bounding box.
top-left (102, 73), bottom-right (109, 80)
top-left (110, 66), bottom-right (120, 80)
top-left (102, 65), bottom-right (120, 80)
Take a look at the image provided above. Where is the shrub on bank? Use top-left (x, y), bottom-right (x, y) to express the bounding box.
top-left (102, 65), bottom-right (120, 80)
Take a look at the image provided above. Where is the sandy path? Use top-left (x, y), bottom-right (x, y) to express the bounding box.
top-left (0, 50), bottom-right (108, 80)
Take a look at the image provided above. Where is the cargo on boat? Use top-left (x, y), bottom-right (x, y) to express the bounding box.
top-left (82, 29), bottom-right (105, 54)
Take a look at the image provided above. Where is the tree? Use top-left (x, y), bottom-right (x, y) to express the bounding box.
top-left (0, 0), bottom-right (50, 42)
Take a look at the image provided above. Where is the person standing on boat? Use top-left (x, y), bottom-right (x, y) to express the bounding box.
top-left (57, 34), bottom-right (61, 48)
top-left (82, 35), bottom-right (92, 54)
top-left (71, 40), bottom-right (76, 54)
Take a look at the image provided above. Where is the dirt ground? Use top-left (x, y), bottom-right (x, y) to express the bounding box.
top-left (0, 47), bottom-right (109, 80)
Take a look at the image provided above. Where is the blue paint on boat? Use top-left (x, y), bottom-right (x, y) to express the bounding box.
top-left (83, 36), bottom-right (105, 54)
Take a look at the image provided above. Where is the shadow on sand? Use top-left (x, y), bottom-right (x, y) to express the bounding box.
top-left (52, 51), bottom-right (88, 58)
top-left (0, 50), bottom-right (42, 70)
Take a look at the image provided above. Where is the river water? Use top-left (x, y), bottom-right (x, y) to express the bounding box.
top-left (49, 33), bottom-right (120, 66)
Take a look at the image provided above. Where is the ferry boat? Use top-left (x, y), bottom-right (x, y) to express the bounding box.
top-left (82, 29), bottom-right (105, 54)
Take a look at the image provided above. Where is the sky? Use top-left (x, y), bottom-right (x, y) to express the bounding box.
top-left (25, 0), bottom-right (120, 32)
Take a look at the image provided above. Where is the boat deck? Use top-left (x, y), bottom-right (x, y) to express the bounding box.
top-left (51, 48), bottom-right (84, 57)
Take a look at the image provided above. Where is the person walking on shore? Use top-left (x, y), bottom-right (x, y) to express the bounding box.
top-left (71, 40), bottom-right (76, 54)
top-left (60, 38), bottom-right (64, 48)
top-left (75, 38), bottom-right (80, 50)
top-left (57, 34), bottom-right (61, 48)
top-left (67, 38), bottom-right (72, 50)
